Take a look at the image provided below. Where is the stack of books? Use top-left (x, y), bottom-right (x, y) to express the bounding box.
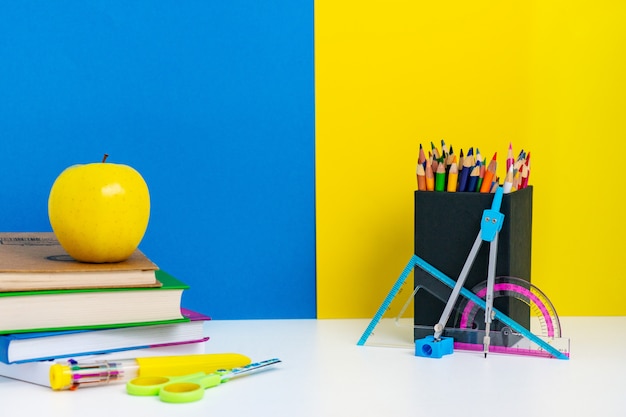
top-left (0, 232), bottom-right (210, 385)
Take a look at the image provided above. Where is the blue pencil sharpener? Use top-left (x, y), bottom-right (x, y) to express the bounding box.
top-left (415, 336), bottom-right (454, 358)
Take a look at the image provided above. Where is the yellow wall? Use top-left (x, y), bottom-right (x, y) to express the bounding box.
top-left (316, 1), bottom-right (626, 317)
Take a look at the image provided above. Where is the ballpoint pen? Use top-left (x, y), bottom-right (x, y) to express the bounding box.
top-left (49, 352), bottom-right (251, 390)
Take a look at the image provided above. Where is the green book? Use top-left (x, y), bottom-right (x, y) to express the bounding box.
top-left (0, 270), bottom-right (189, 334)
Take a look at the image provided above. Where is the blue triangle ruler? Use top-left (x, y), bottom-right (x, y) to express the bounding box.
top-left (357, 254), bottom-right (569, 360)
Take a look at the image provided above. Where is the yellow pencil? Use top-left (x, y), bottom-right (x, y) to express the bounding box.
top-left (425, 160), bottom-right (435, 191)
top-left (447, 163), bottom-right (458, 192)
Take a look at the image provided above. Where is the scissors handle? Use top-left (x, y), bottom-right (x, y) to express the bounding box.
top-left (158, 373), bottom-right (223, 403)
top-left (126, 372), bottom-right (207, 397)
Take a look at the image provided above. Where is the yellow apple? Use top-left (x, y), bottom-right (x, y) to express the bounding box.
top-left (48, 155), bottom-right (150, 263)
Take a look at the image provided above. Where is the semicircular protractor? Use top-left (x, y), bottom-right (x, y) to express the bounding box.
top-left (448, 276), bottom-right (570, 358)
top-left (457, 276), bottom-right (562, 338)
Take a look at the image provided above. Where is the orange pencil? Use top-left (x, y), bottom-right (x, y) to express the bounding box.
top-left (425, 159), bottom-right (435, 191)
top-left (447, 162), bottom-right (458, 192)
top-left (479, 152), bottom-right (497, 193)
top-left (416, 163), bottom-right (427, 191)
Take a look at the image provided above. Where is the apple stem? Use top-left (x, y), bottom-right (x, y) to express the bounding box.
top-left (102, 154), bottom-right (109, 163)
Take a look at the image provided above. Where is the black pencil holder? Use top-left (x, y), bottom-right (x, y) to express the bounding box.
top-left (413, 186), bottom-right (533, 339)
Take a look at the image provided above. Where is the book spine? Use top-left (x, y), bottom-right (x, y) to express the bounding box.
top-left (0, 335), bottom-right (11, 364)
top-left (3, 337), bottom-right (210, 365)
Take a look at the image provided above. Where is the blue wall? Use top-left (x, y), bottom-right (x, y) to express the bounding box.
top-left (0, 1), bottom-right (316, 319)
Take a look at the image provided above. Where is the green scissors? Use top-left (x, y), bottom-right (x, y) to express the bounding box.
top-left (126, 358), bottom-right (281, 403)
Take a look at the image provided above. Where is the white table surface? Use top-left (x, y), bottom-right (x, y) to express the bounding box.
top-left (1, 317), bottom-right (625, 417)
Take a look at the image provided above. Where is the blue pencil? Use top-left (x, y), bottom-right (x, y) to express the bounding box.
top-left (458, 148), bottom-right (474, 192)
top-left (467, 160), bottom-right (481, 192)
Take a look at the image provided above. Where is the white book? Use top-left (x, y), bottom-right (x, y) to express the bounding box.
top-left (0, 342), bottom-right (207, 388)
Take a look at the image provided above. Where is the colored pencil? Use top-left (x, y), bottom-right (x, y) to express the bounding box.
top-left (490, 177), bottom-right (499, 193)
top-left (476, 163), bottom-right (485, 192)
top-left (520, 161), bottom-right (529, 189)
top-left (458, 148), bottom-right (474, 192)
top-left (475, 148), bottom-right (483, 165)
top-left (512, 164), bottom-right (521, 191)
top-left (506, 142), bottom-right (515, 172)
top-left (416, 163), bottom-right (427, 191)
top-left (479, 152), bottom-right (497, 193)
top-left (425, 159), bottom-right (435, 191)
top-left (415, 142), bottom-right (530, 193)
top-left (418, 144), bottom-right (427, 166)
top-left (435, 162), bottom-right (446, 191)
top-left (514, 151), bottom-right (525, 173)
top-left (431, 160), bottom-right (438, 178)
top-left (431, 142), bottom-right (440, 161)
top-left (446, 146), bottom-right (456, 170)
top-left (503, 164), bottom-right (514, 193)
top-left (467, 162), bottom-right (480, 193)
top-left (447, 163), bottom-right (458, 192)
top-left (520, 152), bottom-right (531, 189)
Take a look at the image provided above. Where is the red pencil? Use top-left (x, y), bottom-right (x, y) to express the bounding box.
top-left (431, 157), bottom-right (439, 177)
top-left (520, 152), bottom-right (531, 188)
top-left (506, 142), bottom-right (515, 172)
